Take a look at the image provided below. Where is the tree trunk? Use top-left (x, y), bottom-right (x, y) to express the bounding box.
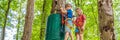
top-left (40, 0), bottom-right (50, 40)
top-left (16, 6), bottom-right (21, 40)
top-left (16, 14), bottom-right (20, 40)
top-left (16, 2), bottom-right (22, 40)
top-left (1, 0), bottom-right (11, 40)
top-left (51, 0), bottom-right (66, 13)
top-left (22, 0), bottom-right (34, 40)
top-left (40, 0), bottom-right (46, 40)
top-left (98, 0), bottom-right (115, 40)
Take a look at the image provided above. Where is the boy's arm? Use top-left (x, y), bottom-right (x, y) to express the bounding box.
top-left (60, 7), bottom-right (67, 14)
top-left (81, 14), bottom-right (86, 31)
top-left (72, 17), bottom-right (75, 24)
top-left (81, 20), bottom-right (86, 31)
top-left (82, 20), bottom-right (86, 30)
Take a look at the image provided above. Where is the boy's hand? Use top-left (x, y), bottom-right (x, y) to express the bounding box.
top-left (65, 20), bottom-right (68, 24)
top-left (78, 27), bottom-right (84, 34)
top-left (72, 21), bottom-right (75, 24)
top-left (60, 7), bottom-right (67, 14)
top-left (80, 27), bottom-right (84, 32)
top-left (65, 18), bottom-right (68, 21)
top-left (66, 23), bottom-right (73, 30)
top-left (60, 7), bottom-right (63, 10)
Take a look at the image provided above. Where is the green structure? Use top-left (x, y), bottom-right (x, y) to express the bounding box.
top-left (46, 13), bottom-right (65, 40)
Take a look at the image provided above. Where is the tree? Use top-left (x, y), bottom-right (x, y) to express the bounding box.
top-left (40, 0), bottom-right (47, 40)
top-left (16, 3), bottom-right (22, 40)
top-left (40, 0), bottom-right (52, 40)
top-left (98, 0), bottom-right (115, 40)
top-left (51, 0), bottom-right (66, 13)
top-left (16, 14), bottom-right (20, 40)
top-left (22, 0), bottom-right (34, 40)
top-left (1, 0), bottom-right (11, 40)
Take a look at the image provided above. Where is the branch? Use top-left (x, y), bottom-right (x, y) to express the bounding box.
top-left (1, 0), bottom-right (12, 40)
top-left (0, 5), bottom-right (5, 10)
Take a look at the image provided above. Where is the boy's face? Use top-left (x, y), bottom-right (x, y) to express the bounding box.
top-left (76, 9), bottom-right (82, 15)
top-left (66, 6), bottom-right (72, 10)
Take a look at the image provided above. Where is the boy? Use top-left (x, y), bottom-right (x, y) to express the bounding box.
top-left (60, 3), bottom-right (74, 40)
top-left (74, 8), bottom-right (86, 40)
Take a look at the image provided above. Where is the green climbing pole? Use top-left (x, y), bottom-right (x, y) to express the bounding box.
top-left (46, 13), bottom-right (64, 40)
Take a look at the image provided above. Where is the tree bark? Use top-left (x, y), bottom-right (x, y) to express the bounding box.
top-left (22, 0), bottom-right (34, 40)
top-left (40, 0), bottom-right (48, 40)
top-left (98, 0), bottom-right (115, 40)
top-left (16, 17), bottom-right (20, 40)
top-left (1, 0), bottom-right (11, 40)
top-left (16, 4), bottom-right (21, 40)
top-left (51, 0), bottom-right (66, 13)
top-left (16, 14), bottom-right (20, 40)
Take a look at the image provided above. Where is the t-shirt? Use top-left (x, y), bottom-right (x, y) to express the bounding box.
top-left (67, 9), bottom-right (73, 18)
top-left (75, 14), bottom-right (86, 27)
